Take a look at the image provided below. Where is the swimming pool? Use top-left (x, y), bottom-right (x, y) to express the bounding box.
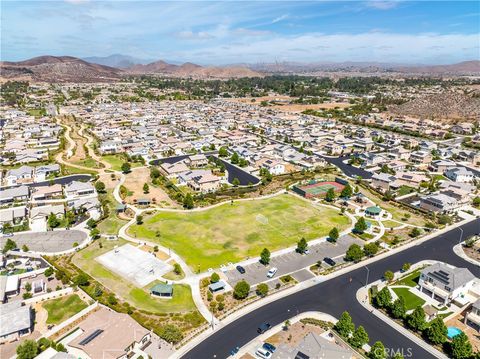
top-left (447, 326), bottom-right (463, 339)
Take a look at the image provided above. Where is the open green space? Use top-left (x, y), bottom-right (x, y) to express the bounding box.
top-left (97, 190), bottom-right (128, 235)
top-left (397, 185), bottom-right (415, 197)
top-left (392, 287), bottom-right (425, 311)
top-left (382, 220), bottom-right (403, 229)
top-left (72, 157), bottom-right (103, 169)
top-left (128, 194), bottom-right (351, 271)
top-left (72, 240), bottom-right (196, 313)
top-left (42, 294), bottom-right (88, 324)
top-left (62, 164), bottom-right (98, 176)
top-left (102, 154), bottom-right (142, 171)
top-left (393, 270), bottom-right (421, 287)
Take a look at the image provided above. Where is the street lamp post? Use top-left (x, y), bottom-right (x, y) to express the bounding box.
top-left (364, 266), bottom-right (370, 287)
top-left (459, 227), bottom-right (464, 245)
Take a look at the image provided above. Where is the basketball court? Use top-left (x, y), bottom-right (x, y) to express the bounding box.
top-left (96, 243), bottom-right (172, 287)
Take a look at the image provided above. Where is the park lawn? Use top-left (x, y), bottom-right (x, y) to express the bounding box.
top-left (72, 157), bottom-right (103, 169)
top-left (102, 155), bottom-right (142, 171)
top-left (62, 164), bottom-right (98, 176)
top-left (42, 294), bottom-right (87, 324)
top-left (397, 185), bottom-right (415, 197)
top-left (392, 287), bottom-right (425, 311)
top-left (72, 240), bottom-right (196, 313)
top-left (394, 270), bottom-right (421, 287)
top-left (128, 194), bottom-right (351, 271)
top-left (97, 190), bottom-right (128, 235)
top-left (382, 220), bottom-right (403, 229)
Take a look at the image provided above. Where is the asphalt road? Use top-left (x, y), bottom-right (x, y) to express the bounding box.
top-left (0, 230), bottom-right (86, 253)
top-left (319, 155), bottom-right (373, 179)
top-left (183, 219), bottom-right (480, 359)
top-left (150, 153), bottom-right (260, 186)
top-left (29, 174), bottom-right (92, 187)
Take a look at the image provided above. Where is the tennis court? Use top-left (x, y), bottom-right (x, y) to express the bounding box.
top-left (96, 243), bottom-right (172, 287)
top-left (293, 180), bottom-right (345, 198)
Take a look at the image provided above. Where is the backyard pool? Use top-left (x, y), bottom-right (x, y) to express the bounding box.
top-left (447, 326), bottom-right (463, 339)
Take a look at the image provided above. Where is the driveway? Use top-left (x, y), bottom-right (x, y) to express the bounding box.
top-left (0, 230), bottom-right (87, 253)
top-left (225, 234), bottom-right (362, 287)
top-left (30, 217), bottom-right (47, 232)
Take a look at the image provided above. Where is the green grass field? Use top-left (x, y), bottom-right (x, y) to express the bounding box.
top-left (128, 194), bottom-right (351, 271)
top-left (72, 240), bottom-right (196, 313)
top-left (392, 287), bottom-right (425, 310)
top-left (42, 294), bottom-right (88, 324)
top-left (394, 270), bottom-right (421, 287)
top-left (102, 155), bottom-right (142, 171)
top-left (97, 190), bottom-right (128, 235)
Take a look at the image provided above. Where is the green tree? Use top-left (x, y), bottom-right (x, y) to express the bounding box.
top-left (90, 228), bottom-right (100, 239)
top-left (65, 210), bottom-right (75, 225)
top-left (95, 181), bottom-right (106, 193)
top-left (374, 287), bottom-right (392, 308)
top-left (256, 283), bottom-right (269, 297)
top-left (369, 341), bottom-right (387, 359)
top-left (296, 237), bottom-right (308, 253)
top-left (340, 184), bottom-right (353, 198)
top-left (354, 216), bottom-right (368, 234)
top-left (159, 324), bottom-right (183, 343)
top-left (210, 272), bottom-right (220, 283)
top-left (232, 177), bottom-right (240, 186)
top-left (363, 243), bottom-right (379, 257)
top-left (74, 273), bottom-right (89, 286)
top-left (402, 262), bottom-right (411, 272)
top-left (143, 183), bottom-right (150, 194)
top-left (173, 263), bottom-right (182, 275)
top-left (44, 267), bottom-right (54, 277)
top-left (231, 152), bottom-right (239, 164)
top-left (183, 193), bottom-right (194, 209)
top-left (260, 248), bottom-right (271, 265)
top-left (22, 244), bottom-right (29, 252)
top-left (218, 146), bottom-right (229, 157)
top-left (48, 213), bottom-right (60, 228)
top-left (24, 282), bottom-right (32, 292)
top-left (409, 227), bottom-right (422, 238)
top-left (121, 162), bottom-right (131, 173)
top-left (150, 167), bottom-right (161, 179)
top-left (16, 340), bottom-right (38, 359)
top-left (87, 218), bottom-right (97, 228)
top-left (345, 244), bottom-right (363, 262)
top-left (329, 227), bottom-right (339, 242)
top-left (2, 238), bottom-right (17, 253)
top-left (426, 317), bottom-right (448, 345)
top-left (325, 187), bottom-right (336, 202)
top-left (350, 325), bottom-right (369, 348)
top-left (390, 296), bottom-right (406, 319)
top-left (233, 280), bottom-right (250, 299)
top-left (334, 311), bottom-right (355, 337)
top-left (450, 332), bottom-right (473, 359)
top-left (136, 215), bottom-right (143, 225)
top-left (473, 196), bottom-right (480, 207)
top-left (407, 306), bottom-right (426, 331)
top-left (383, 270), bottom-right (394, 282)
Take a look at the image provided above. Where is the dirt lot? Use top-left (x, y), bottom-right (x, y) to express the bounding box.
top-left (266, 322), bottom-right (326, 346)
top-left (463, 243), bottom-right (480, 262)
top-left (123, 167), bottom-right (179, 208)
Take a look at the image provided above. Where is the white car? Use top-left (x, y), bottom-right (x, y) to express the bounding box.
top-left (267, 267), bottom-right (278, 278)
top-left (255, 347), bottom-right (272, 359)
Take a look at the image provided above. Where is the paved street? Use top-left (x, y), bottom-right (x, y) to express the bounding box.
top-left (225, 234), bottom-right (362, 287)
top-left (0, 230), bottom-right (86, 253)
top-left (183, 220), bottom-right (480, 359)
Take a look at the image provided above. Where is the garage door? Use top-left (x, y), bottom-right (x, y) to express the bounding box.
top-left (30, 217), bottom-right (47, 232)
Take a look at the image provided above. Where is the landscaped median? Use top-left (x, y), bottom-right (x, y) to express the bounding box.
top-left (127, 194), bottom-right (351, 272)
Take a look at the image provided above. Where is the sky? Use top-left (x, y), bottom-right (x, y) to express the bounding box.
top-left (1, 0), bottom-right (479, 64)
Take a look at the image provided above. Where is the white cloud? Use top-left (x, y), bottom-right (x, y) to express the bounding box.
top-left (174, 30), bottom-right (214, 40)
top-left (365, 1), bottom-right (399, 10)
top-left (272, 14), bottom-right (289, 23)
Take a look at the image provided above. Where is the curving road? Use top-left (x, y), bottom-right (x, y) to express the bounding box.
top-left (183, 219), bottom-right (480, 359)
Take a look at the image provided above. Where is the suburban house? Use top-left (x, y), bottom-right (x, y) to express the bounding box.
top-left (67, 306), bottom-right (152, 359)
top-left (0, 301), bottom-right (33, 344)
top-left (0, 186), bottom-right (30, 205)
top-left (465, 298), bottom-right (480, 332)
top-left (272, 332), bottom-right (353, 359)
top-left (444, 167), bottom-right (475, 183)
top-left (188, 172), bottom-right (221, 193)
top-left (5, 166), bottom-right (34, 186)
top-left (186, 154), bottom-right (208, 168)
top-left (409, 150), bottom-right (433, 164)
top-left (0, 206), bottom-right (27, 227)
top-left (160, 161), bottom-right (190, 179)
top-left (371, 173), bottom-right (396, 192)
top-left (418, 263), bottom-right (476, 305)
top-left (0, 274), bottom-right (20, 303)
top-left (256, 158), bottom-right (286, 175)
top-left (34, 164), bottom-right (60, 182)
top-left (31, 184), bottom-right (63, 201)
top-left (30, 204), bottom-right (65, 220)
top-left (419, 193), bottom-right (461, 213)
top-left (64, 181), bottom-right (96, 198)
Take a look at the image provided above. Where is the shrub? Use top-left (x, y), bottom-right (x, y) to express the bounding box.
top-left (233, 280), bottom-right (250, 300)
top-left (256, 283), bottom-right (269, 297)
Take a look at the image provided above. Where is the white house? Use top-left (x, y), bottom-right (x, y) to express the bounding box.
top-left (444, 167), bottom-right (475, 183)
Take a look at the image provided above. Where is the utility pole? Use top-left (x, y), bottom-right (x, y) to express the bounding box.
top-left (364, 266), bottom-right (370, 287)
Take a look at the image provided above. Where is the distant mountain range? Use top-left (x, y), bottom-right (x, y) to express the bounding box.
top-left (1, 55), bottom-right (479, 83)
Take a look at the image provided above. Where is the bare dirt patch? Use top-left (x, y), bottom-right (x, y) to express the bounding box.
top-left (266, 322), bottom-right (326, 346)
top-left (123, 167), bottom-right (179, 208)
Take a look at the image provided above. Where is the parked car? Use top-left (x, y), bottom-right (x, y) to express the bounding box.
top-left (267, 267), bottom-right (278, 278)
top-left (236, 265), bottom-right (246, 274)
top-left (230, 347), bottom-right (240, 356)
top-left (323, 257), bottom-right (336, 266)
top-left (257, 322), bottom-right (271, 334)
top-left (262, 342), bottom-right (276, 353)
top-left (255, 347), bottom-right (272, 359)
top-left (2, 232), bottom-right (13, 237)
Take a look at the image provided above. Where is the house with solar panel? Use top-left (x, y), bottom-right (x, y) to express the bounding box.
top-left (418, 263), bottom-right (476, 305)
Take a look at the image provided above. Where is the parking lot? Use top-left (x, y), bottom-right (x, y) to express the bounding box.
top-left (0, 230), bottom-right (87, 253)
top-left (225, 234), bottom-right (363, 287)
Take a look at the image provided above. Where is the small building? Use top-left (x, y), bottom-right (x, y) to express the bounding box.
top-left (137, 198), bottom-right (151, 206)
top-left (465, 298), bottom-right (480, 332)
top-left (365, 206), bottom-right (382, 217)
top-left (0, 301), bottom-right (33, 344)
top-left (208, 281), bottom-right (226, 293)
top-left (150, 283), bottom-right (173, 298)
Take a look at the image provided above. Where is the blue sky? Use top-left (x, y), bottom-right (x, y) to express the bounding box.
top-left (1, 1), bottom-right (479, 64)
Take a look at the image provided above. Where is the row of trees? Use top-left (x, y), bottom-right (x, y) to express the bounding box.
top-left (373, 288), bottom-right (474, 359)
top-left (345, 242), bottom-right (381, 262)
